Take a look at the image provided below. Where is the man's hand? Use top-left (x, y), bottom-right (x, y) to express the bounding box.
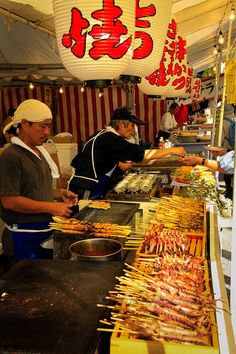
top-left (178, 155), bottom-right (202, 165)
top-left (50, 202), bottom-right (74, 218)
top-left (118, 161), bottom-right (133, 172)
top-left (53, 189), bottom-right (78, 206)
top-left (169, 146), bottom-right (186, 157)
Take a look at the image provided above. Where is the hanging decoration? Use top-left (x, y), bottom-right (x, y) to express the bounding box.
top-left (191, 77), bottom-right (202, 100)
top-left (120, 0), bottom-right (173, 82)
top-left (138, 17), bottom-right (177, 96)
top-left (53, 0), bottom-right (135, 87)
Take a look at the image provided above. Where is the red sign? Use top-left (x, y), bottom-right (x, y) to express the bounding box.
top-left (192, 78), bottom-right (202, 99)
top-left (62, 0), bottom-right (132, 60)
top-left (145, 18), bottom-right (177, 88)
top-left (133, 0), bottom-right (156, 59)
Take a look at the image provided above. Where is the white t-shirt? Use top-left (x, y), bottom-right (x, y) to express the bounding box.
top-left (159, 112), bottom-right (178, 132)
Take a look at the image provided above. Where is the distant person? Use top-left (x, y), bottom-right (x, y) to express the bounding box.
top-left (221, 103), bottom-right (235, 199)
top-left (156, 102), bottom-right (179, 144)
top-left (222, 103), bottom-right (235, 150)
top-left (0, 108), bottom-right (16, 146)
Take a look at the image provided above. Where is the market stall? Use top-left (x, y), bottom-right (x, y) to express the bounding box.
top-left (0, 1), bottom-right (236, 352)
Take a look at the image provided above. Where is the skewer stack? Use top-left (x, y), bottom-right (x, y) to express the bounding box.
top-left (49, 216), bottom-right (131, 238)
top-left (98, 259), bottom-right (217, 348)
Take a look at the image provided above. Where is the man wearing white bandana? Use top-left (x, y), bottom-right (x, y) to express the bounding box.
top-left (0, 99), bottom-right (77, 267)
top-left (69, 106), bottom-right (186, 200)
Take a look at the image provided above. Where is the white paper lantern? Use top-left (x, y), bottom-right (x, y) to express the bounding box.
top-left (121, 0), bottom-right (173, 78)
top-left (53, 0), bottom-right (135, 85)
top-left (138, 17), bottom-right (177, 96)
top-left (191, 77), bottom-right (202, 100)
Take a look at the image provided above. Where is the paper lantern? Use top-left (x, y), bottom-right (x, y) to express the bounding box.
top-left (164, 31), bottom-right (188, 98)
top-left (53, 0), bottom-right (135, 86)
top-left (191, 77), bottom-right (202, 100)
top-left (121, 0), bottom-right (173, 79)
top-left (138, 17), bottom-right (177, 96)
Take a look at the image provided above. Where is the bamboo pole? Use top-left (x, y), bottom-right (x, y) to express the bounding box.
top-left (217, 18), bottom-right (234, 146)
top-left (231, 116), bottom-right (236, 343)
top-left (211, 52), bottom-right (220, 147)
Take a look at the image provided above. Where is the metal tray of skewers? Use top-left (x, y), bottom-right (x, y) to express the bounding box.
top-left (50, 201), bottom-right (139, 260)
top-left (106, 173), bottom-right (162, 201)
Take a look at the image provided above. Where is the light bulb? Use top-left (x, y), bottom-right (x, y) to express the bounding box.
top-left (230, 7), bottom-right (235, 20)
top-left (59, 86), bottom-right (63, 94)
top-left (81, 86), bottom-right (85, 92)
top-left (213, 45), bottom-right (218, 55)
top-left (29, 82), bottom-right (34, 90)
top-left (213, 66), bottom-right (216, 72)
top-left (98, 92), bottom-right (103, 98)
top-left (218, 31), bottom-right (224, 45)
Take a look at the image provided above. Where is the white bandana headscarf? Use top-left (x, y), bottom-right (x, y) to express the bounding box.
top-left (3, 99), bottom-right (52, 134)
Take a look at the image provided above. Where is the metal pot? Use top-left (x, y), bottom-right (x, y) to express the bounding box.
top-left (69, 238), bottom-right (123, 262)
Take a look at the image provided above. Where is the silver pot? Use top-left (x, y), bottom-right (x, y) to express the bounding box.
top-left (69, 238), bottom-right (123, 262)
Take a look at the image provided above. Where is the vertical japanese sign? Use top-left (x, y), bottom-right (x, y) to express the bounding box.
top-left (165, 31), bottom-right (188, 98)
top-left (138, 18), bottom-right (178, 96)
top-left (191, 77), bottom-right (202, 100)
top-left (180, 64), bottom-right (193, 98)
top-left (53, 0), bottom-right (135, 82)
top-left (121, 0), bottom-right (173, 77)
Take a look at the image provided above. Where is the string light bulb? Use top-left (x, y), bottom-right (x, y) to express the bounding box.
top-left (229, 6), bottom-right (235, 20)
top-left (218, 31), bottom-right (224, 45)
top-left (59, 86), bottom-right (64, 94)
top-left (98, 92), bottom-right (103, 98)
top-left (81, 86), bottom-right (85, 92)
top-left (29, 82), bottom-right (34, 90)
top-left (213, 45), bottom-right (218, 55)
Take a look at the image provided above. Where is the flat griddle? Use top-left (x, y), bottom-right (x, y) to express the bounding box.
top-left (75, 201), bottom-right (140, 225)
top-left (53, 202), bottom-right (139, 260)
top-left (0, 259), bottom-right (123, 354)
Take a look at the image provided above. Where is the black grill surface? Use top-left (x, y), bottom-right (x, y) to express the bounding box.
top-left (0, 259), bottom-right (123, 354)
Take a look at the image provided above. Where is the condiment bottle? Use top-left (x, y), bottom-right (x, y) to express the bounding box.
top-left (158, 137), bottom-right (164, 149)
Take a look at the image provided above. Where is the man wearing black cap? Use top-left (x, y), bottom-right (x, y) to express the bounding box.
top-left (69, 106), bottom-right (186, 199)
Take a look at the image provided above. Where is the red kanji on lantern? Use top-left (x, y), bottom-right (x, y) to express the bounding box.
top-left (167, 18), bottom-right (177, 40)
top-left (61, 0), bottom-right (132, 60)
top-left (155, 21), bottom-right (177, 85)
top-left (133, 0), bottom-right (156, 59)
top-left (62, 8), bottom-right (89, 58)
top-left (89, 0), bottom-right (132, 59)
top-left (175, 35), bottom-right (187, 62)
top-left (185, 77), bottom-right (192, 94)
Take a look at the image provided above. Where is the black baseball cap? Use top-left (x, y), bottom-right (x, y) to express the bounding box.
top-left (111, 106), bottom-right (145, 125)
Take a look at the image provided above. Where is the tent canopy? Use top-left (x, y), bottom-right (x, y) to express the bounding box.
top-left (0, 0), bottom-right (235, 85)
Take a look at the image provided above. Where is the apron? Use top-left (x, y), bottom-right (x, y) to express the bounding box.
top-left (70, 130), bottom-right (117, 199)
top-left (5, 222), bottom-right (53, 261)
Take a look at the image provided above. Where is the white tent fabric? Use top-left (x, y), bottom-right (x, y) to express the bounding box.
top-left (0, 0), bottom-right (236, 84)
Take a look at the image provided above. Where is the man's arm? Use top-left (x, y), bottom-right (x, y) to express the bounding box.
top-left (144, 147), bottom-right (186, 159)
top-left (179, 155), bottom-right (227, 173)
top-left (0, 195), bottom-right (73, 218)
